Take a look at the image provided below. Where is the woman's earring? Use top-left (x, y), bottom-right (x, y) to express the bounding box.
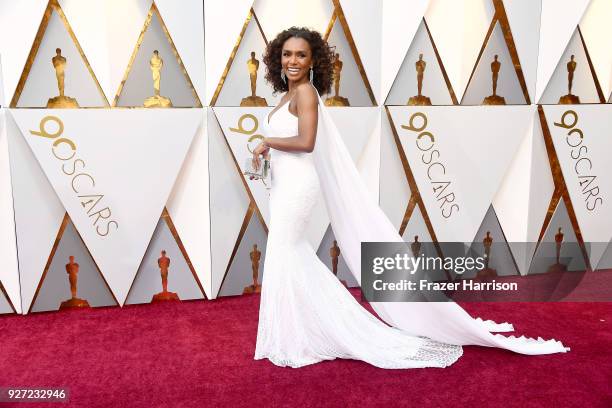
top-left (309, 67), bottom-right (314, 83)
top-left (281, 69), bottom-right (286, 84)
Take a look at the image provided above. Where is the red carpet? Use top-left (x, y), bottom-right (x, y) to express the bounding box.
top-left (0, 292), bottom-right (610, 407)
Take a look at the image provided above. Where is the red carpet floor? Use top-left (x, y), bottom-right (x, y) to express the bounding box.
top-left (0, 292), bottom-right (610, 408)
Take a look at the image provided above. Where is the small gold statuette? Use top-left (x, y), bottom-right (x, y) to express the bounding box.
top-left (240, 51), bottom-right (268, 107)
top-left (324, 52), bottom-right (350, 107)
top-left (47, 48), bottom-right (80, 108)
top-left (410, 235), bottom-right (422, 258)
top-left (59, 256), bottom-right (90, 310)
top-left (152, 250), bottom-right (180, 302)
top-left (407, 54), bottom-right (432, 106)
top-left (244, 244), bottom-right (262, 294)
top-left (482, 55), bottom-right (506, 105)
top-left (477, 231), bottom-right (498, 278)
top-left (559, 55), bottom-right (580, 104)
top-left (548, 227), bottom-right (569, 273)
top-left (330, 240), bottom-right (347, 286)
top-left (144, 50), bottom-right (173, 108)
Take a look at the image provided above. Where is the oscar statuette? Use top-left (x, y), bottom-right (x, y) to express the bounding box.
top-left (240, 51), bottom-right (268, 107)
top-left (324, 52), bottom-right (350, 106)
top-left (47, 48), bottom-right (80, 108)
top-left (482, 55), bottom-right (506, 105)
top-left (59, 256), bottom-right (90, 310)
top-left (547, 227), bottom-right (569, 273)
top-left (144, 50), bottom-right (173, 108)
top-left (559, 55), bottom-right (580, 104)
top-left (243, 244), bottom-right (262, 294)
top-left (152, 250), bottom-right (180, 302)
top-left (407, 54), bottom-right (432, 106)
top-left (476, 231), bottom-right (498, 278)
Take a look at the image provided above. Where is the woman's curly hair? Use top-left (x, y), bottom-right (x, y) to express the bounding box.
top-left (263, 27), bottom-right (334, 95)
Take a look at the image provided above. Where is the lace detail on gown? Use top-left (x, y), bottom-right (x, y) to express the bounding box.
top-left (254, 99), bottom-right (463, 369)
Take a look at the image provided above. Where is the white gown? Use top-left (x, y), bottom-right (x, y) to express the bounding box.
top-left (254, 89), bottom-right (569, 369)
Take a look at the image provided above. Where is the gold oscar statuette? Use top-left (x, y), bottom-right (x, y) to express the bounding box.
top-left (407, 54), bottom-right (432, 106)
top-left (59, 256), bottom-right (90, 310)
top-left (244, 244), bottom-right (263, 294)
top-left (144, 50), bottom-right (173, 108)
top-left (330, 240), bottom-right (347, 287)
top-left (476, 231), bottom-right (498, 278)
top-left (152, 250), bottom-right (180, 302)
top-left (240, 51), bottom-right (268, 107)
top-left (559, 55), bottom-right (580, 104)
top-left (547, 227), bottom-right (568, 273)
top-left (410, 235), bottom-right (422, 258)
top-left (324, 52), bottom-right (350, 107)
top-left (47, 48), bottom-right (80, 108)
top-left (482, 55), bottom-right (506, 105)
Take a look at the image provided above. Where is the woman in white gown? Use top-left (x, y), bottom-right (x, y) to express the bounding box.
top-left (251, 27), bottom-right (569, 369)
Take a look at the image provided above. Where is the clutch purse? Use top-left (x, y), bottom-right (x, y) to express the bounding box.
top-left (244, 157), bottom-right (271, 189)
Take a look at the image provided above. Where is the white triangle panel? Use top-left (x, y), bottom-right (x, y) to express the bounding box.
top-left (338, 0), bottom-right (382, 104)
top-left (388, 105), bottom-right (530, 243)
top-left (10, 109), bottom-right (201, 305)
top-left (213, 13), bottom-right (279, 107)
top-left (425, 0), bottom-right (495, 101)
top-left (461, 22), bottom-right (526, 105)
top-left (539, 28), bottom-right (600, 104)
top-left (543, 104), bottom-right (612, 268)
top-left (166, 110), bottom-right (211, 298)
top-left (579, 0), bottom-right (612, 100)
top-left (6, 111), bottom-right (66, 313)
top-left (208, 108), bottom-right (251, 299)
top-left (381, 0), bottom-right (430, 103)
top-left (0, 111), bottom-right (21, 312)
top-left (14, 5), bottom-right (108, 107)
top-left (502, 0), bottom-right (542, 101)
top-left (493, 109), bottom-right (554, 275)
top-left (0, 0), bottom-right (48, 104)
top-left (204, 0), bottom-right (254, 104)
top-left (536, 0), bottom-right (591, 102)
top-left (155, 0), bottom-right (205, 102)
top-left (386, 20), bottom-right (454, 106)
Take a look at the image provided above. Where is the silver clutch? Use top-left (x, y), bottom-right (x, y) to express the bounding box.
top-left (244, 157), bottom-right (271, 188)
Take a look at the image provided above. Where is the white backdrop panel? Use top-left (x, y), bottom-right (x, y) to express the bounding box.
top-left (10, 109), bottom-right (201, 305)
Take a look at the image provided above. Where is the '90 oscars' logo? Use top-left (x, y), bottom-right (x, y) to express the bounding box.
top-left (553, 110), bottom-right (603, 212)
top-left (30, 116), bottom-right (119, 237)
top-left (401, 112), bottom-right (459, 219)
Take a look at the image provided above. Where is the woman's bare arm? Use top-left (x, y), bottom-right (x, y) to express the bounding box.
top-left (265, 83), bottom-right (318, 153)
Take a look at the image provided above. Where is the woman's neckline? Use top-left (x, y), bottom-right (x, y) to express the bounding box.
top-left (267, 93), bottom-right (298, 124)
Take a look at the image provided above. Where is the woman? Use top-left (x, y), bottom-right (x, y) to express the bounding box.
top-left (251, 27), bottom-right (568, 369)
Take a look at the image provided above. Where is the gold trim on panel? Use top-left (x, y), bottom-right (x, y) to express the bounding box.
top-left (10, 0), bottom-right (110, 108)
top-left (216, 202), bottom-right (256, 295)
top-left (424, 19), bottom-right (459, 105)
top-left (462, 1), bottom-right (531, 105)
top-left (493, 0), bottom-right (531, 104)
top-left (27, 213), bottom-right (120, 314)
top-left (398, 195), bottom-right (418, 237)
top-left (0, 281), bottom-right (17, 314)
top-left (210, 8), bottom-right (268, 106)
top-left (577, 26), bottom-right (605, 103)
top-left (329, 0), bottom-right (378, 106)
top-left (161, 207), bottom-right (207, 299)
top-left (537, 106), bottom-right (592, 270)
top-left (112, 2), bottom-right (202, 107)
top-left (323, 11), bottom-right (337, 40)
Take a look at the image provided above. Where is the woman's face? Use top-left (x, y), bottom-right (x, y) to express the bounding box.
top-left (281, 37), bottom-right (313, 84)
